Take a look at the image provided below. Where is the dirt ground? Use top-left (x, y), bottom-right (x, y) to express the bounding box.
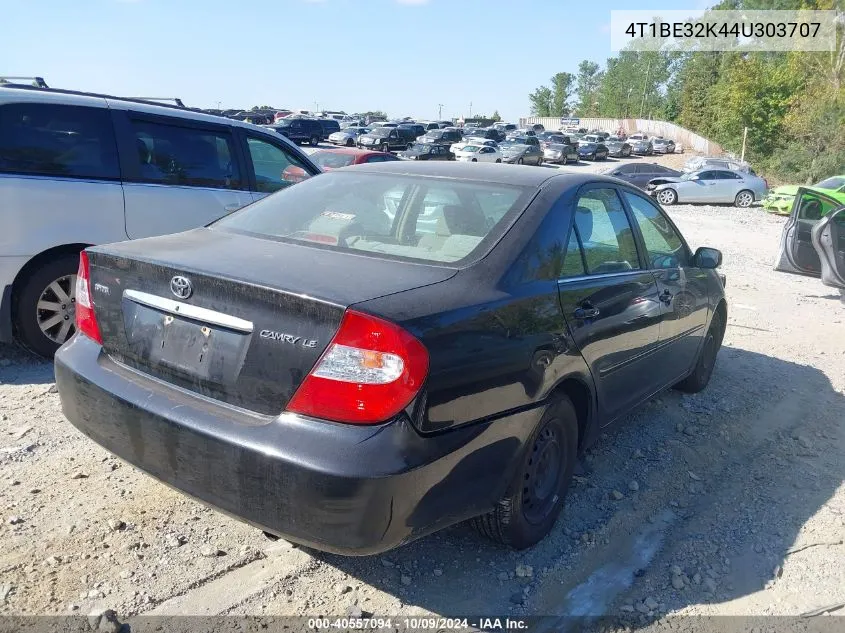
top-left (1, 158), bottom-right (844, 626)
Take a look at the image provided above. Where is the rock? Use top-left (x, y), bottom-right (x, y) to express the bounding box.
top-left (628, 480), bottom-right (640, 492)
top-left (71, 472), bottom-right (89, 480)
top-left (704, 578), bottom-right (717, 593)
top-left (164, 534), bottom-right (185, 548)
top-left (515, 564), bottom-right (533, 578)
top-left (497, 571), bottom-right (509, 582)
top-left (68, 604), bottom-right (79, 611)
top-left (346, 605), bottom-right (364, 618)
top-left (433, 569), bottom-right (443, 577)
top-left (635, 602), bottom-right (651, 614)
top-left (107, 519), bottom-right (125, 532)
top-left (620, 604), bottom-right (635, 612)
top-left (44, 555), bottom-right (62, 567)
top-left (796, 435), bottom-right (812, 449)
top-left (118, 570), bottom-right (133, 580)
top-left (200, 546), bottom-right (223, 558)
top-left (645, 597), bottom-right (659, 610)
top-left (692, 573), bottom-right (702, 585)
top-left (29, 488), bottom-right (41, 494)
top-left (0, 584), bottom-right (14, 601)
top-left (633, 449), bottom-right (645, 459)
top-left (672, 575), bottom-right (686, 590)
top-left (688, 471), bottom-right (702, 481)
top-left (88, 608), bottom-right (120, 633)
top-left (676, 423), bottom-right (685, 433)
top-left (610, 489), bottom-right (625, 500)
top-left (509, 593), bottom-right (524, 605)
top-left (334, 583), bottom-right (351, 595)
top-left (400, 575), bottom-right (412, 586)
top-left (7, 516), bottom-right (22, 525)
top-left (683, 426), bottom-right (696, 436)
top-left (380, 558), bottom-right (394, 568)
top-left (670, 565), bottom-right (683, 576)
top-left (87, 589), bottom-right (105, 599)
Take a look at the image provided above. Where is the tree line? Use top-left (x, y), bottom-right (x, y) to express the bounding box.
top-left (528, 0), bottom-right (844, 183)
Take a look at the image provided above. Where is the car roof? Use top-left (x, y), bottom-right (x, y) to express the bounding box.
top-left (316, 147), bottom-right (389, 157)
top-left (341, 160), bottom-right (603, 188)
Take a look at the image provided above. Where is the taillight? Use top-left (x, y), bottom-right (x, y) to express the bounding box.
top-left (75, 251), bottom-right (102, 344)
top-left (286, 310), bottom-right (428, 424)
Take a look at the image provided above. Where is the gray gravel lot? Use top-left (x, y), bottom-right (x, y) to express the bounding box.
top-left (1, 157), bottom-right (843, 625)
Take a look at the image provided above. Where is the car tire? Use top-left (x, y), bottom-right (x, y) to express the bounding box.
top-left (407, 143), bottom-right (414, 150)
top-left (310, 136), bottom-right (319, 147)
top-left (517, 158), bottom-right (524, 165)
top-left (734, 190), bottom-right (754, 208)
top-left (14, 252), bottom-right (81, 359)
top-left (495, 158), bottom-right (502, 163)
top-left (471, 395), bottom-right (578, 549)
top-left (381, 144), bottom-right (389, 153)
top-left (674, 310), bottom-right (724, 394)
top-left (346, 139), bottom-right (355, 147)
top-left (656, 188), bottom-right (678, 205)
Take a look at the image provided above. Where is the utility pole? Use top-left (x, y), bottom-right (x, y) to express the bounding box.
top-left (469, 101), bottom-right (472, 118)
top-left (639, 59), bottom-right (651, 119)
top-left (740, 126), bottom-right (748, 162)
top-left (217, 101), bottom-right (221, 111)
top-left (438, 103), bottom-right (444, 120)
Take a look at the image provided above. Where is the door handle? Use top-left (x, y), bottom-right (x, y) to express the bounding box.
top-left (658, 289), bottom-right (673, 305)
top-left (574, 305), bottom-right (600, 319)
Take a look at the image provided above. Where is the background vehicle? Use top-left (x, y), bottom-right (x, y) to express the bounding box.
top-left (450, 138), bottom-right (498, 154)
top-left (55, 164), bottom-right (726, 555)
top-left (453, 144), bottom-right (502, 163)
top-left (577, 137), bottom-right (609, 161)
top-left (0, 84), bottom-right (319, 357)
top-left (358, 126), bottom-right (417, 152)
top-left (605, 136), bottom-right (632, 157)
top-left (500, 138), bottom-right (543, 165)
top-left (763, 175), bottom-right (845, 215)
top-left (683, 156), bottom-right (752, 173)
top-left (417, 128), bottom-right (463, 145)
top-left (309, 148), bottom-right (399, 170)
top-left (604, 163), bottom-right (681, 190)
top-left (398, 123), bottom-right (426, 139)
top-left (543, 142), bottom-right (577, 165)
top-left (630, 137), bottom-right (653, 155)
top-left (328, 126), bottom-right (370, 147)
top-left (398, 143), bottom-right (454, 161)
top-left (775, 187), bottom-right (845, 300)
top-left (652, 138), bottom-right (676, 154)
top-left (269, 118), bottom-right (324, 146)
top-left (648, 168), bottom-right (767, 207)
top-left (317, 118), bottom-right (341, 140)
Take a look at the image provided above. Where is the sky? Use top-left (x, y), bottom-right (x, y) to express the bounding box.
top-left (4, 0), bottom-right (712, 122)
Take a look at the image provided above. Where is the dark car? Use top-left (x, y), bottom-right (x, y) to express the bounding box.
top-left (398, 123), bottom-right (426, 139)
top-left (605, 136), bottom-right (632, 158)
top-left (492, 137), bottom-right (543, 165)
top-left (605, 163), bottom-right (683, 190)
top-left (357, 126), bottom-right (417, 152)
top-left (543, 142), bottom-right (578, 165)
top-left (268, 118), bottom-right (324, 146)
top-left (397, 143), bottom-right (454, 161)
top-left (577, 137), bottom-right (609, 161)
top-left (467, 127), bottom-right (504, 142)
top-left (56, 163), bottom-right (726, 555)
top-left (417, 128), bottom-right (463, 145)
top-left (317, 118), bottom-right (341, 140)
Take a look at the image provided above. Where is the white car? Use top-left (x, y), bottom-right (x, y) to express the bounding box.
top-left (454, 144), bottom-right (502, 163)
top-left (449, 137), bottom-right (498, 153)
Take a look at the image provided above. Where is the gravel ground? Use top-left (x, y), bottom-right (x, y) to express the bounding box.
top-left (1, 172), bottom-right (844, 626)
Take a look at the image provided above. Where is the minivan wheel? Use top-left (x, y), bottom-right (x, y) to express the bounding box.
top-left (310, 136), bottom-right (319, 147)
top-left (517, 157), bottom-right (524, 165)
top-left (471, 396), bottom-right (578, 549)
top-left (346, 139), bottom-right (355, 147)
top-left (674, 310), bottom-right (724, 394)
top-left (735, 190), bottom-right (754, 208)
top-left (471, 158), bottom-right (478, 162)
top-left (14, 253), bottom-right (81, 358)
top-left (657, 189), bottom-right (678, 205)
top-left (381, 144), bottom-right (389, 153)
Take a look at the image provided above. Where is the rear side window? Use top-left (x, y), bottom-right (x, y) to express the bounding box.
top-left (574, 189), bottom-right (641, 274)
top-left (623, 191), bottom-right (690, 268)
top-left (215, 172), bottom-right (531, 265)
top-left (130, 119), bottom-right (241, 189)
top-left (0, 103), bottom-right (119, 180)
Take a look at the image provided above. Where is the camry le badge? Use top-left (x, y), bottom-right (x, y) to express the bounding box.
top-left (170, 276), bottom-right (193, 299)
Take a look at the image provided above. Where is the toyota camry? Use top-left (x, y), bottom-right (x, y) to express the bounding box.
top-left (56, 162), bottom-right (727, 555)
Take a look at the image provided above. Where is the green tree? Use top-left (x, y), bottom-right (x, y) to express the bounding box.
top-left (550, 72), bottom-right (575, 116)
top-left (491, 110), bottom-right (502, 122)
top-left (575, 60), bottom-right (603, 116)
top-left (528, 86), bottom-right (553, 117)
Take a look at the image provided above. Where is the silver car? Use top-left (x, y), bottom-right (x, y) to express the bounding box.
top-left (648, 168), bottom-right (767, 207)
top-left (328, 126), bottom-right (369, 146)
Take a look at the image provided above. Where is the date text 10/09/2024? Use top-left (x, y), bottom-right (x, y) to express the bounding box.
top-left (625, 21), bottom-right (822, 39)
top-left (307, 618), bottom-right (529, 631)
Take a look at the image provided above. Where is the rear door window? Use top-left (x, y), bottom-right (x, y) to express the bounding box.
top-left (0, 103), bottom-right (119, 180)
top-left (623, 191), bottom-right (690, 268)
top-left (129, 118), bottom-right (241, 189)
top-left (573, 188), bottom-right (641, 274)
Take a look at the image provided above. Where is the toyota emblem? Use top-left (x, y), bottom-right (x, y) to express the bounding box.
top-left (170, 276), bottom-right (193, 299)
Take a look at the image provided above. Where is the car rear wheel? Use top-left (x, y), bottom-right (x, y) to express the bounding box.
top-left (735, 190), bottom-right (754, 208)
top-left (495, 158), bottom-right (502, 163)
top-left (517, 158), bottom-right (524, 165)
top-left (657, 189), bottom-right (678, 205)
top-left (471, 158), bottom-right (478, 162)
top-left (407, 143), bottom-right (414, 150)
top-left (471, 396), bottom-right (578, 549)
top-left (561, 154), bottom-right (568, 165)
top-left (310, 136), bottom-right (319, 147)
top-left (537, 157), bottom-right (543, 166)
top-left (674, 310), bottom-right (724, 393)
top-left (381, 144), bottom-right (389, 153)
top-left (346, 139), bottom-right (355, 147)
top-left (14, 253), bottom-right (81, 358)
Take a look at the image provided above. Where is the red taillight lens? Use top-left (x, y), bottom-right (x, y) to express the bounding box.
top-left (75, 251), bottom-right (102, 344)
top-left (286, 310), bottom-right (429, 424)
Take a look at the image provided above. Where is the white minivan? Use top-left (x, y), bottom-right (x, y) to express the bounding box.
top-left (0, 84), bottom-right (320, 357)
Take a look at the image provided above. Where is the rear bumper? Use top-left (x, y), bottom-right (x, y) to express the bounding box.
top-left (55, 335), bottom-right (539, 555)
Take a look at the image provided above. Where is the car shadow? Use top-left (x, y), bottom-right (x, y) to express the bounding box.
top-left (0, 342), bottom-right (54, 386)
top-left (309, 345), bottom-right (844, 621)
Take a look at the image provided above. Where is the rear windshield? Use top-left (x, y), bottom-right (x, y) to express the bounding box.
top-left (310, 151), bottom-right (356, 169)
top-left (214, 172), bottom-right (532, 265)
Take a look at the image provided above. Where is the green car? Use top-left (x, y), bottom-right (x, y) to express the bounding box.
top-left (763, 175), bottom-right (845, 214)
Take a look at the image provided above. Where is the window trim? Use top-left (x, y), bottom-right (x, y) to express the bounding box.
top-left (239, 129), bottom-right (319, 194)
top-left (618, 186), bottom-right (694, 270)
top-left (0, 102), bottom-right (122, 183)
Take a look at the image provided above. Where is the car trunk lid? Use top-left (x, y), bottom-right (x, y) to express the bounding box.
top-left (86, 228), bottom-right (455, 416)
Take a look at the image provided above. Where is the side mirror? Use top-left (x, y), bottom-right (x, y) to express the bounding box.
top-left (694, 246), bottom-right (722, 269)
top-left (281, 166), bottom-right (309, 184)
top-left (689, 175), bottom-right (700, 181)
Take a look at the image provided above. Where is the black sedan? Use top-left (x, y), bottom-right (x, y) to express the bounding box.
top-left (56, 163), bottom-right (726, 555)
top-left (397, 143), bottom-right (454, 161)
top-left (605, 136), bottom-right (632, 158)
top-left (577, 140), bottom-right (609, 161)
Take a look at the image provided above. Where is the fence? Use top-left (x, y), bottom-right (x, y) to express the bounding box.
top-left (518, 117), bottom-right (724, 155)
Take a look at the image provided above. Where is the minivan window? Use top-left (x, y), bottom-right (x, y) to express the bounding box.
top-left (215, 172), bottom-right (531, 265)
top-left (246, 135), bottom-right (313, 193)
top-left (0, 103), bottom-right (119, 180)
top-left (130, 119), bottom-right (241, 189)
